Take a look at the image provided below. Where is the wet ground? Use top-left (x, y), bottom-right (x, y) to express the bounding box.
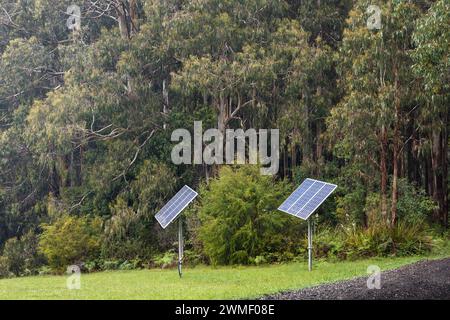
top-left (262, 258), bottom-right (450, 300)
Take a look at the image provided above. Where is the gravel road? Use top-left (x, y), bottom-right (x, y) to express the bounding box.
top-left (262, 258), bottom-right (450, 300)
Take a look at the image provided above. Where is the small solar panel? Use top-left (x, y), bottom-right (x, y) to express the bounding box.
top-left (278, 179), bottom-right (337, 220)
top-left (155, 185), bottom-right (198, 229)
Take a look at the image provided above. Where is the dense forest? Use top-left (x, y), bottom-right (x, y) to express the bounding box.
top-left (0, 0), bottom-right (448, 276)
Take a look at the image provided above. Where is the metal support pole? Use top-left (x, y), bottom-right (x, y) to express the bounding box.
top-left (178, 218), bottom-right (183, 278)
top-left (308, 218), bottom-right (313, 272)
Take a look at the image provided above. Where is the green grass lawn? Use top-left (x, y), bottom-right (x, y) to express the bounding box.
top-left (1, 248), bottom-right (449, 300)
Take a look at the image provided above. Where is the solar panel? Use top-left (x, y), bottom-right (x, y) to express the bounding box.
top-left (278, 179), bottom-right (337, 220)
top-left (155, 185), bottom-right (198, 229)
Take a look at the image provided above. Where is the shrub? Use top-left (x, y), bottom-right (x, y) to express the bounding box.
top-left (344, 223), bottom-right (434, 258)
top-left (390, 222), bottom-right (435, 256)
top-left (364, 193), bottom-right (386, 227)
top-left (152, 250), bottom-right (177, 268)
top-left (396, 179), bottom-right (437, 225)
top-left (0, 231), bottom-right (44, 277)
top-left (102, 161), bottom-right (178, 260)
top-left (253, 255), bottom-right (268, 265)
top-left (313, 223), bottom-right (435, 260)
top-left (0, 257), bottom-right (11, 278)
top-left (102, 200), bottom-right (148, 260)
top-left (183, 249), bottom-right (204, 266)
top-left (83, 258), bottom-right (145, 272)
top-left (1, 238), bottom-right (26, 276)
top-left (39, 215), bottom-right (102, 272)
top-left (197, 166), bottom-right (292, 265)
top-left (38, 265), bottom-right (53, 276)
top-left (101, 260), bottom-right (122, 270)
top-left (336, 188), bottom-right (366, 226)
top-left (312, 226), bottom-right (346, 260)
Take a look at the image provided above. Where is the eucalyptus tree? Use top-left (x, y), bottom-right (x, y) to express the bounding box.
top-left (412, 0), bottom-right (449, 227)
top-left (168, 0), bottom-right (287, 134)
top-left (271, 19), bottom-right (336, 176)
top-left (329, 0), bottom-right (422, 226)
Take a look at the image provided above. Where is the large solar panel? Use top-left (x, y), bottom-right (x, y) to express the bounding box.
top-left (155, 185), bottom-right (198, 229)
top-left (278, 179), bottom-right (337, 220)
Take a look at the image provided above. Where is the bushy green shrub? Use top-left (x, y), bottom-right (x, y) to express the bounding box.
top-left (37, 265), bottom-right (53, 276)
top-left (0, 257), bottom-right (11, 278)
top-left (396, 179), bottom-right (437, 225)
top-left (100, 260), bottom-right (122, 270)
top-left (363, 193), bottom-right (386, 227)
top-left (96, 259), bottom-right (143, 271)
top-left (183, 249), bottom-right (204, 266)
top-left (1, 238), bottom-right (27, 276)
top-left (336, 188), bottom-right (366, 226)
top-left (197, 166), bottom-right (293, 265)
top-left (152, 250), bottom-right (177, 268)
top-left (0, 231), bottom-right (44, 277)
top-left (39, 215), bottom-right (102, 272)
top-left (100, 161), bottom-right (178, 262)
top-left (253, 255), bottom-right (268, 265)
top-left (363, 180), bottom-right (436, 227)
top-left (312, 226), bottom-right (346, 260)
top-left (390, 223), bottom-right (435, 256)
top-left (313, 223), bottom-right (435, 260)
top-left (102, 199), bottom-right (150, 260)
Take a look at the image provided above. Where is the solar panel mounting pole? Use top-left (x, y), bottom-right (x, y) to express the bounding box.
top-left (178, 218), bottom-right (183, 278)
top-left (277, 179), bottom-right (337, 272)
top-left (308, 218), bottom-right (313, 271)
top-left (155, 185), bottom-right (198, 278)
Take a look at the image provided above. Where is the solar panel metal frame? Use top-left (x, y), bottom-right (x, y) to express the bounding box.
top-left (155, 185), bottom-right (198, 229)
top-left (278, 178), bottom-right (337, 220)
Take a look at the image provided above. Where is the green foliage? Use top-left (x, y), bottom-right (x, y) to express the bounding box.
top-left (197, 166), bottom-right (292, 265)
top-left (2, 254), bottom-right (447, 300)
top-left (102, 161), bottom-right (177, 261)
top-left (38, 215), bottom-right (102, 272)
top-left (336, 188), bottom-right (366, 226)
top-left (412, 0), bottom-right (450, 96)
top-left (363, 192), bottom-right (385, 227)
top-left (93, 259), bottom-right (144, 272)
top-left (0, 257), bottom-right (10, 278)
top-left (102, 199), bottom-right (147, 261)
top-left (396, 179), bottom-right (437, 225)
top-left (129, 160), bottom-right (177, 217)
top-left (152, 250), bottom-right (177, 269)
top-left (0, 231), bottom-right (43, 277)
top-left (313, 223), bottom-right (435, 260)
top-left (0, 0), bottom-right (449, 279)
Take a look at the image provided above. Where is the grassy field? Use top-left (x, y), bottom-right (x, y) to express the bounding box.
top-left (1, 248), bottom-right (449, 300)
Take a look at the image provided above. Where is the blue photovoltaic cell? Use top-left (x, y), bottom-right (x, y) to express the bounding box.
top-left (296, 184), bottom-right (336, 219)
top-left (155, 185), bottom-right (198, 229)
top-left (288, 181), bottom-right (325, 214)
top-left (278, 179), bottom-right (337, 220)
top-left (278, 179), bottom-right (314, 212)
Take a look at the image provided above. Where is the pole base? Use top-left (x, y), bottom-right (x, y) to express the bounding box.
top-left (178, 262), bottom-right (182, 278)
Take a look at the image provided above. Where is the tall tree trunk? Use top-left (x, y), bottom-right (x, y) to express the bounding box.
top-left (217, 94), bottom-right (227, 135)
top-left (443, 110), bottom-right (448, 228)
top-left (443, 142), bottom-right (448, 227)
top-left (391, 66), bottom-right (401, 227)
top-left (302, 92), bottom-right (312, 165)
top-left (425, 154), bottom-right (433, 195)
top-left (129, 0), bottom-right (138, 35)
top-left (431, 122), bottom-right (448, 227)
top-left (391, 146), bottom-right (399, 226)
top-left (380, 125), bottom-right (388, 223)
top-left (117, 1), bottom-right (130, 40)
top-left (283, 140), bottom-right (288, 178)
top-left (292, 143), bottom-right (297, 168)
top-left (316, 122), bottom-right (323, 175)
top-left (163, 79), bottom-right (169, 129)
